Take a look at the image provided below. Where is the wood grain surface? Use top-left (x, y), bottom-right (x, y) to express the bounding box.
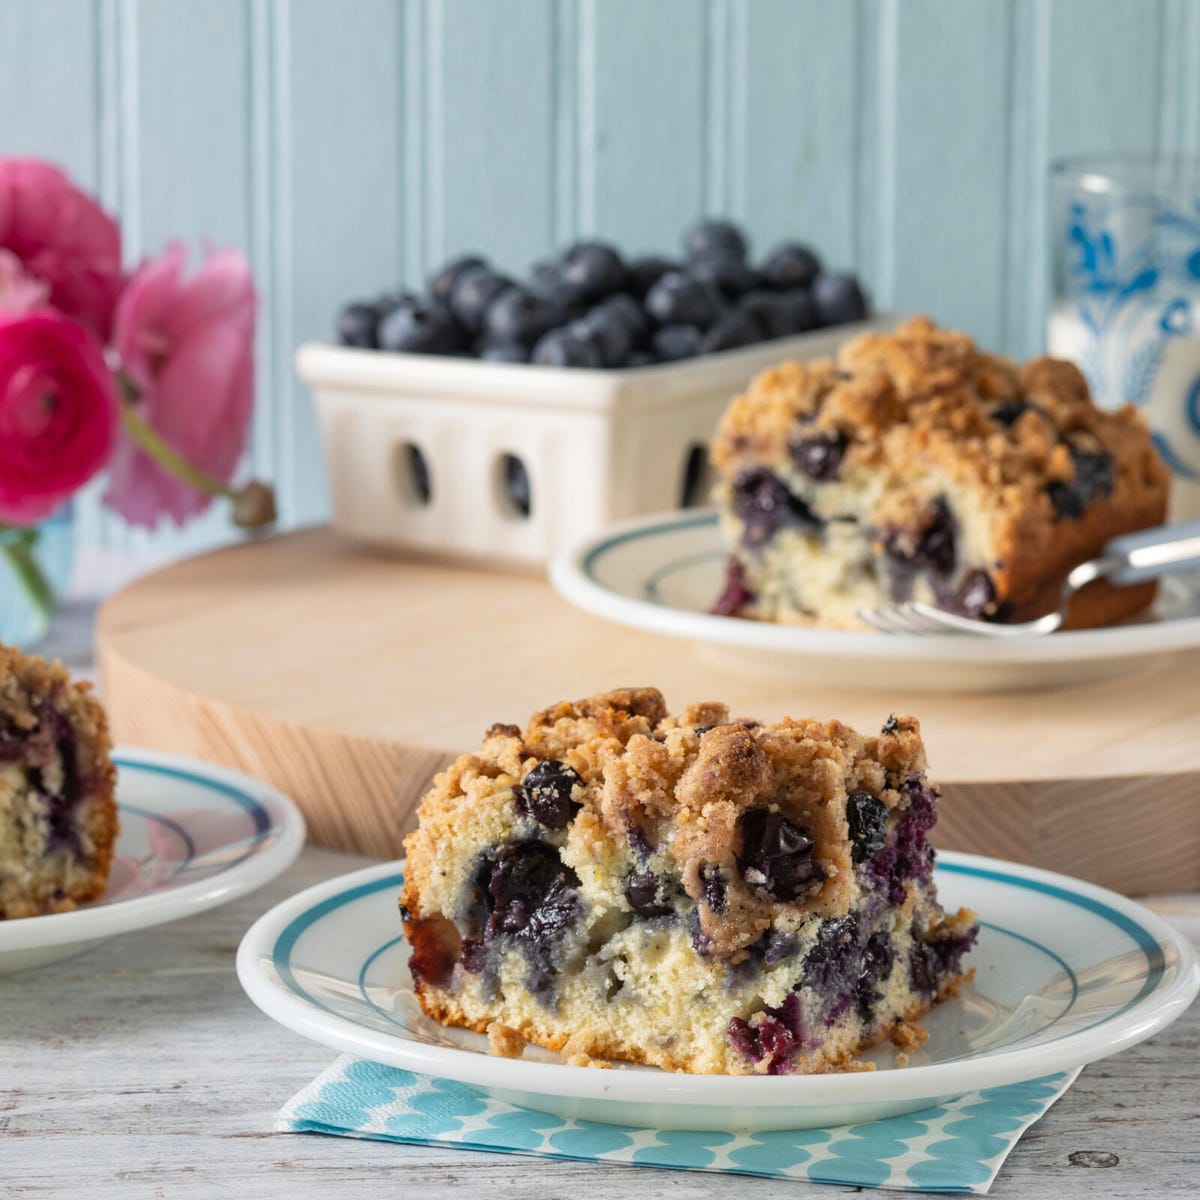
top-left (96, 528), bottom-right (1200, 892)
top-left (2, 843), bottom-right (1197, 1200)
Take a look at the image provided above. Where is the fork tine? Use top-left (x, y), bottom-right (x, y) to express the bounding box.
top-left (861, 599), bottom-right (1064, 636)
top-left (858, 604), bottom-right (937, 634)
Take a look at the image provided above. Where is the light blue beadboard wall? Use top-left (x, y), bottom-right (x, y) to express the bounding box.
top-left (1, 0), bottom-right (1197, 556)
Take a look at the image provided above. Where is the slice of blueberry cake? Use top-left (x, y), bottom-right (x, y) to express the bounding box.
top-left (710, 316), bottom-right (1169, 629)
top-left (0, 645), bottom-right (118, 919)
top-left (401, 688), bottom-right (976, 1075)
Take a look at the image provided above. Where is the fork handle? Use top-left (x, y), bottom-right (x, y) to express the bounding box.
top-left (1099, 519), bottom-right (1200, 585)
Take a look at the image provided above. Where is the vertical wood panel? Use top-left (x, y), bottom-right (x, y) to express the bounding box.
top-left (0, 0), bottom-right (1186, 557)
top-left (580, 0), bottom-right (708, 250)
top-left (100, 0), bottom-right (255, 556)
top-left (128, 0), bottom-right (251, 255)
top-left (428, 0), bottom-right (556, 275)
top-left (1010, 0), bottom-right (1166, 358)
top-left (734, 0), bottom-right (859, 273)
top-left (0, 0), bottom-right (98, 182)
top-left (0, 1), bottom-right (104, 550)
top-left (886, 0), bottom-right (1011, 347)
top-left (275, 0), bottom-right (404, 526)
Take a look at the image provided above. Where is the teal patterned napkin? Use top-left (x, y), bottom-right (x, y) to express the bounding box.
top-left (277, 1056), bottom-right (1079, 1193)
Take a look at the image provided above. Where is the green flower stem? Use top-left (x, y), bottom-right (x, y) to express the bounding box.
top-left (0, 528), bottom-right (55, 623)
top-left (119, 402), bottom-right (236, 501)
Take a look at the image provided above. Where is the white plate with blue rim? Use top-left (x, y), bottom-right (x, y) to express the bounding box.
top-left (0, 747), bottom-right (306, 973)
top-left (549, 509), bottom-right (1200, 692)
top-left (236, 852), bottom-right (1198, 1132)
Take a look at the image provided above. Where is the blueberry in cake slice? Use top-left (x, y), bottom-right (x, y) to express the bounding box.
top-left (710, 316), bottom-right (1169, 629)
top-left (401, 688), bottom-right (976, 1074)
top-left (0, 645), bottom-right (118, 919)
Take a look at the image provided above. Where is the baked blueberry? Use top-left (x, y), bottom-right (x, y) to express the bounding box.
top-left (700, 863), bottom-right (728, 913)
top-left (953, 569), bottom-right (997, 619)
top-left (685, 219), bottom-right (748, 263)
top-left (701, 308), bottom-right (763, 353)
top-left (652, 324), bottom-right (704, 362)
top-left (430, 254), bottom-right (487, 306)
top-left (1047, 445), bottom-right (1114, 519)
top-left (336, 302), bottom-right (381, 349)
top-left (711, 557), bottom-right (755, 615)
top-left (482, 843), bottom-right (581, 948)
top-left (991, 400), bottom-right (1030, 427)
top-left (531, 327), bottom-right (604, 368)
top-left (884, 499), bottom-right (957, 577)
top-left (625, 351), bottom-right (657, 368)
top-left (733, 468), bottom-right (822, 546)
top-left (789, 431), bottom-right (848, 481)
top-left (846, 790), bottom-right (889, 863)
top-left (560, 241), bottom-right (625, 301)
top-left (762, 243), bottom-right (821, 290)
top-left (377, 300), bottom-right (463, 355)
top-left (645, 271), bottom-right (722, 329)
top-left (737, 809), bottom-right (824, 900)
top-left (515, 760), bottom-right (582, 829)
top-left (855, 931), bottom-right (895, 1019)
top-left (625, 870), bottom-right (674, 918)
top-left (449, 266), bottom-right (513, 333)
top-left (727, 991), bottom-right (804, 1073)
top-left (812, 273), bottom-right (868, 325)
top-left (484, 286), bottom-right (560, 345)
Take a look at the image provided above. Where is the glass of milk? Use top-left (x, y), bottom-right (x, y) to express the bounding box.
top-left (1048, 156), bottom-right (1200, 521)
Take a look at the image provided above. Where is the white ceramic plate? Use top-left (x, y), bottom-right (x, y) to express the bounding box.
top-left (0, 748), bottom-right (306, 973)
top-left (550, 510), bottom-right (1200, 691)
top-left (236, 852), bottom-right (1199, 1132)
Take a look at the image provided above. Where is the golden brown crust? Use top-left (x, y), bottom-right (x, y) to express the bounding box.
top-left (403, 689), bottom-right (928, 960)
top-left (710, 316), bottom-right (1170, 628)
top-left (0, 645), bottom-right (118, 919)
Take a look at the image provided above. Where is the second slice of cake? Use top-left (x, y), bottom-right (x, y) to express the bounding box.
top-left (709, 316), bottom-right (1169, 629)
top-left (401, 688), bottom-right (976, 1075)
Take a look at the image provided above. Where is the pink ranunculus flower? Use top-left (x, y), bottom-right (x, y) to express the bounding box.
top-left (0, 159), bottom-right (123, 340)
top-left (0, 312), bottom-right (120, 525)
top-left (104, 242), bottom-right (256, 529)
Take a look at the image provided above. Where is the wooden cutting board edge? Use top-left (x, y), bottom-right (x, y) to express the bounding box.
top-left (96, 608), bottom-right (1200, 894)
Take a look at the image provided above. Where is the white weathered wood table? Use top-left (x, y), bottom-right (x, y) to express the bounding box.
top-left (3, 596), bottom-right (1198, 1198)
top-left (2, 844), bottom-right (1198, 1199)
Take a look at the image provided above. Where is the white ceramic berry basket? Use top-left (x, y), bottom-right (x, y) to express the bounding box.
top-left (297, 316), bottom-right (897, 566)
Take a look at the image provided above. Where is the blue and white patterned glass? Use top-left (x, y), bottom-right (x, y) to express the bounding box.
top-left (1048, 155), bottom-right (1200, 521)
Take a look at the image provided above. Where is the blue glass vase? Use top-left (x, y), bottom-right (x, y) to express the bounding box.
top-left (0, 508), bottom-right (75, 650)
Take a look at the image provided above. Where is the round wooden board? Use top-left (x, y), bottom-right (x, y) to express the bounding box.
top-left (96, 527), bottom-right (1200, 893)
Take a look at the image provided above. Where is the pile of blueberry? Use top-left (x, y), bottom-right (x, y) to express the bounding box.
top-left (336, 219), bottom-right (868, 368)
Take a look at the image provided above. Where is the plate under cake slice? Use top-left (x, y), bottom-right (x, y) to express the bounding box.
top-left (400, 688), bottom-right (977, 1075)
top-left (709, 315), bottom-right (1169, 629)
top-left (0, 644), bottom-right (118, 919)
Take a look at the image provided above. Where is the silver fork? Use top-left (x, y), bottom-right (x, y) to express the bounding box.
top-left (859, 519), bottom-right (1200, 636)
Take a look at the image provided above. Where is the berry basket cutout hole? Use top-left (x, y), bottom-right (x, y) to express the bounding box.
top-left (393, 442), bottom-right (433, 508)
top-left (495, 453), bottom-right (533, 521)
top-left (680, 443), bottom-right (716, 508)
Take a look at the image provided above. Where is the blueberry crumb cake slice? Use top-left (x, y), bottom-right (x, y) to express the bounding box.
top-left (0, 644), bottom-right (118, 919)
top-left (710, 316), bottom-right (1169, 629)
top-left (401, 688), bottom-right (976, 1075)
